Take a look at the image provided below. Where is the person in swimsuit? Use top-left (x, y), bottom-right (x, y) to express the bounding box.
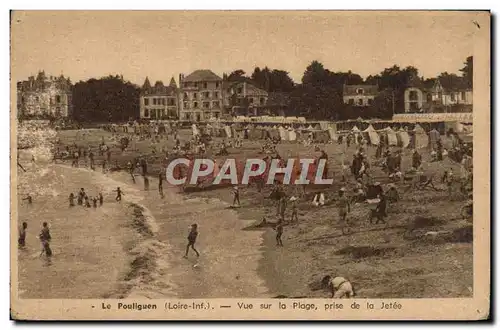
top-left (184, 224), bottom-right (200, 258)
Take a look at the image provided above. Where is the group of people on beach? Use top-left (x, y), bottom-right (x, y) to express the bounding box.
top-left (69, 188), bottom-right (105, 208)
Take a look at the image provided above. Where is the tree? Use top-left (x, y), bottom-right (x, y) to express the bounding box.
top-left (227, 69), bottom-right (247, 82)
top-left (364, 65), bottom-right (420, 114)
top-left (301, 61), bottom-right (327, 86)
top-left (251, 66), bottom-right (295, 92)
top-left (72, 75), bottom-right (140, 123)
top-left (459, 56), bottom-right (473, 88)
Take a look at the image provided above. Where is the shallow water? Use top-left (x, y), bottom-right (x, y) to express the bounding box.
top-left (16, 150), bottom-right (268, 299)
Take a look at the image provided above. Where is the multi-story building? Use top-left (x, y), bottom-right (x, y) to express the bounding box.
top-left (179, 70), bottom-right (224, 121)
top-left (17, 71), bottom-right (73, 118)
top-left (404, 76), bottom-right (473, 113)
top-left (140, 77), bottom-right (179, 119)
top-left (342, 84), bottom-right (378, 107)
top-left (223, 81), bottom-right (268, 116)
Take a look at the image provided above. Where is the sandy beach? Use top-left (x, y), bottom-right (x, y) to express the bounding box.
top-left (17, 148), bottom-right (268, 299)
top-left (16, 127), bottom-right (473, 299)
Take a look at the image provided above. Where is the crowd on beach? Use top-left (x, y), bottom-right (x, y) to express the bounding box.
top-left (17, 120), bottom-right (474, 298)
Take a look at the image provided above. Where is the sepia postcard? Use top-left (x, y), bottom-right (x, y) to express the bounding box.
top-left (10, 10), bottom-right (490, 321)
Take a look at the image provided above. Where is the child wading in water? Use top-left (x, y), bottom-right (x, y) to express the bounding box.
top-left (39, 222), bottom-right (52, 258)
top-left (114, 187), bottom-right (124, 201)
top-left (184, 223), bottom-right (200, 258)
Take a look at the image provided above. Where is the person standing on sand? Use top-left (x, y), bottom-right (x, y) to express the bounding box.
top-left (337, 188), bottom-right (350, 226)
top-left (98, 192), bottom-right (103, 206)
top-left (232, 186), bottom-right (240, 207)
top-left (68, 193), bottom-right (75, 207)
top-left (321, 275), bottom-right (355, 298)
top-left (18, 222), bottom-right (27, 248)
top-left (158, 172), bottom-right (164, 197)
top-left (274, 222), bottom-right (284, 247)
top-left (184, 224), bottom-right (200, 258)
top-left (144, 176), bottom-right (150, 191)
top-left (289, 196), bottom-right (299, 222)
top-left (39, 222), bottom-right (52, 258)
top-left (127, 161), bottom-right (136, 183)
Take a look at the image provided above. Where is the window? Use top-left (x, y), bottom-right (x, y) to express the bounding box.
top-left (216, 82), bottom-right (220, 88)
top-left (184, 92), bottom-right (188, 99)
top-left (161, 109), bottom-right (165, 117)
top-left (151, 109), bottom-right (157, 119)
top-left (55, 95), bottom-right (61, 103)
top-left (193, 92), bottom-right (198, 99)
top-left (409, 90), bottom-right (418, 101)
top-left (144, 98), bottom-right (149, 106)
top-left (203, 101), bottom-right (210, 109)
top-left (55, 107), bottom-right (61, 116)
top-left (194, 101), bottom-right (199, 108)
top-left (203, 82), bottom-right (208, 89)
top-left (168, 98), bottom-right (176, 106)
top-left (348, 99), bottom-right (354, 105)
top-left (237, 87), bottom-right (243, 94)
top-left (183, 101), bottom-right (189, 109)
top-left (194, 82), bottom-right (198, 88)
top-left (438, 92), bottom-right (443, 100)
top-left (35, 96), bottom-right (39, 102)
top-left (356, 88), bottom-right (364, 95)
top-left (358, 99), bottom-right (363, 106)
top-left (461, 91), bottom-right (466, 100)
top-left (367, 98), bottom-right (373, 106)
top-left (144, 109), bottom-right (149, 117)
top-left (227, 88), bottom-right (231, 93)
top-left (153, 98), bottom-right (157, 105)
top-left (249, 98), bottom-right (254, 104)
top-left (214, 92), bottom-right (219, 98)
top-left (426, 93), bottom-right (432, 103)
top-left (213, 101), bottom-right (220, 108)
top-left (204, 92), bottom-right (210, 99)
top-left (260, 97), bottom-right (265, 105)
top-left (450, 93), bottom-right (456, 102)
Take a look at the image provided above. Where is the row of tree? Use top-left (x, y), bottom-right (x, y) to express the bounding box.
top-left (225, 56), bottom-right (472, 120)
top-left (34, 56), bottom-right (471, 122)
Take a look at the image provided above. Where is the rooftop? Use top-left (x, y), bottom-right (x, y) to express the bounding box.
top-left (183, 70), bottom-right (222, 82)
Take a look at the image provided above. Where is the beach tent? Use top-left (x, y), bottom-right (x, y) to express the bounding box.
top-left (413, 124), bottom-right (429, 149)
top-left (328, 128), bottom-right (337, 142)
top-left (363, 124), bottom-right (380, 145)
top-left (351, 126), bottom-right (361, 144)
top-left (382, 127), bottom-right (398, 146)
top-left (278, 126), bottom-right (288, 141)
top-left (288, 127), bottom-right (297, 141)
top-left (397, 128), bottom-right (410, 148)
top-left (429, 129), bottom-right (441, 149)
top-left (224, 125), bottom-right (232, 138)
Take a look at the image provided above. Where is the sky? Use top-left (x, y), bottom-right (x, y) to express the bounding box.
top-left (11, 11), bottom-right (481, 86)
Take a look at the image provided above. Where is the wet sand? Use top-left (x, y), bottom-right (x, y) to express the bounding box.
top-left (17, 152), bottom-right (269, 298)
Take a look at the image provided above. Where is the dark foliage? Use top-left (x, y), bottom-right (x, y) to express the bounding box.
top-left (72, 75), bottom-right (140, 123)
